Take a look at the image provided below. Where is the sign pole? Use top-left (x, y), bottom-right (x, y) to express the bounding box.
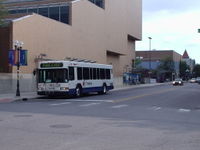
top-left (16, 45), bottom-right (20, 96)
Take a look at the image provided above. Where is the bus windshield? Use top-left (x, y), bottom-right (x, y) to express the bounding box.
top-left (38, 69), bottom-right (68, 83)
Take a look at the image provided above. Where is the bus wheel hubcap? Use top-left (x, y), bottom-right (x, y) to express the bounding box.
top-left (76, 87), bottom-right (80, 96)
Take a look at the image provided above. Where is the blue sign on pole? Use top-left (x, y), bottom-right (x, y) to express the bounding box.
top-left (8, 50), bottom-right (15, 65)
top-left (8, 49), bottom-right (28, 66)
top-left (20, 50), bottom-right (28, 66)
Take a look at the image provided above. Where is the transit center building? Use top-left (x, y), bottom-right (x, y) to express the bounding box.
top-left (0, 0), bottom-right (142, 92)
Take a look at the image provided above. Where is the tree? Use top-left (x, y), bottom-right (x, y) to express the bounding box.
top-left (0, 0), bottom-right (7, 26)
top-left (193, 64), bottom-right (200, 77)
top-left (158, 57), bottom-right (175, 72)
top-left (134, 58), bottom-right (142, 69)
top-left (179, 61), bottom-right (190, 79)
top-left (157, 57), bottom-right (175, 81)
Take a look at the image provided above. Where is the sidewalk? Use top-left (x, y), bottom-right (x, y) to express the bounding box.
top-left (0, 92), bottom-right (42, 103)
top-left (0, 82), bottom-right (170, 103)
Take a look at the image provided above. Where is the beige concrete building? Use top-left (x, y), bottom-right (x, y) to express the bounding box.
top-left (0, 0), bottom-right (142, 92)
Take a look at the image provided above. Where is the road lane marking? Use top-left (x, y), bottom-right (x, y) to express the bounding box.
top-left (111, 104), bottom-right (128, 109)
top-left (112, 88), bottom-right (176, 103)
top-left (65, 99), bottom-right (113, 103)
top-left (79, 103), bottom-right (101, 107)
top-left (178, 109), bottom-right (191, 112)
top-left (151, 106), bottom-right (162, 111)
top-left (50, 102), bottom-right (71, 106)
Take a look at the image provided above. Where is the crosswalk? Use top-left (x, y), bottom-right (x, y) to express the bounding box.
top-left (47, 100), bottom-right (195, 113)
top-left (48, 99), bottom-right (130, 109)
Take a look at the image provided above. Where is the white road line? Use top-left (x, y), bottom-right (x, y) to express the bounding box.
top-left (178, 109), bottom-right (191, 112)
top-left (111, 104), bottom-right (128, 109)
top-left (65, 99), bottom-right (113, 103)
top-left (50, 102), bottom-right (71, 106)
top-left (79, 103), bottom-right (101, 107)
top-left (151, 106), bottom-right (162, 111)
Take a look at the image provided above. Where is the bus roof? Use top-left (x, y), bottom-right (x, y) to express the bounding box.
top-left (38, 60), bottom-right (113, 69)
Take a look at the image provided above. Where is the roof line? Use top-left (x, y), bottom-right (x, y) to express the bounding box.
top-left (12, 14), bottom-right (33, 22)
top-left (72, 0), bottom-right (81, 3)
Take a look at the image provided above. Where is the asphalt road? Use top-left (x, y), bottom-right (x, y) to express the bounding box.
top-left (0, 83), bottom-right (200, 150)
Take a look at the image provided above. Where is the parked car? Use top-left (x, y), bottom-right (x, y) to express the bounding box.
top-left (190, 78), bottom-right (196, 83)
top-left (172, 78), bottom-right (184, 86)
top-left (196, 77), bottom-right (200, 84)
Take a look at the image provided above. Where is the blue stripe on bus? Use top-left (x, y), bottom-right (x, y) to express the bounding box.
top-left (38, 86), bottom-right (114, 96)
top-left (70, 85), bottom-right (114, 94)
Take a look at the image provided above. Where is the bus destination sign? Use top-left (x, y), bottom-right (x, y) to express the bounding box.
top-left (40, 63), bottom-right (63, 68)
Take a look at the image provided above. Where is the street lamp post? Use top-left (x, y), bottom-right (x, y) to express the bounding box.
top-left (148, 37), bottom-right (152, 70)
top-left (148, 37), bottom-right (152, 83)
top-left (14, 40), bottom-right (23, 97)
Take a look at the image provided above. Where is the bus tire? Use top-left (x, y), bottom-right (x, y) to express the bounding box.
top-left (98, 84), bottom-right (107, 95)
top-left (75, 85), bottom-right (82, 97)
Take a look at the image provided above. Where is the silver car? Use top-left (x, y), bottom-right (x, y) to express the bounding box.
top-left (190, 78), bottom-right (196, 83)
top-left (173, 78), bottom-right (183, 86)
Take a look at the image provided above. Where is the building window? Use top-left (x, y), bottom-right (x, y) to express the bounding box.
top-left (8, 4), bottom-right (70, 25)
top-left (60, 6), bottom-right (70, 24)
top-left (49, 7), bottom-right (59, 21)
top-left (18, 9), bottom-right (27, 14)
top-left (38, 7), bottom-right (48, 17)
top-left (28, 8), bottom-right (38, 13)
top-left (8, 10), bottom-right (17, 14)
top-left (88, 0), bottom-right (104, 9)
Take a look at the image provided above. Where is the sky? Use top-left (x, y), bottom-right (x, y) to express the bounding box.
top-left (136, 0), bottom-right (200, 64)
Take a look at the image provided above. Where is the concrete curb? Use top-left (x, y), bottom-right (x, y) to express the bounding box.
top-left (113, 82), bottom-right (170, 92)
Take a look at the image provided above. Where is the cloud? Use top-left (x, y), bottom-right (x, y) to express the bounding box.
top-left (136, 8), bottom-right (200, 63)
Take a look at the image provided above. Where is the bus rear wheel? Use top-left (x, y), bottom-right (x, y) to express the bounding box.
top-left (75, 86), bottom-right (82, 97)
top-left (98, 84), bottom-right (107, 95)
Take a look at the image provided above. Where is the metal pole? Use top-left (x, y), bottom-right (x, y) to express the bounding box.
top-left (148, 37), bottom-right (152, 70)
top-left (148, 37), bottom-right (152, 82)
top-left (16, 45), bottom-right (20, 97)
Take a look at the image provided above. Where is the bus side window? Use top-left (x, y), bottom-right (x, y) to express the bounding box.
top-left (69, 67), bottom-right (74, 80)
top-left (106, 69), bottom-right (111, 79)
top-left (90, 68), bottom-right (93, 80)
top-left (83, 67), bottom-right (90, 80)
top-left (97, 68), bottom-right (100, 80)
top-left (77, 67), bottom-right (83, 80)
top-left (100, 69), bottom-right (105, 79)
top-left (92, 68), bottom-right (97, 80)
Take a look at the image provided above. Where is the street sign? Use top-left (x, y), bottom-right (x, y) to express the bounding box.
top-left (198, 29), bottom-right (200, 33)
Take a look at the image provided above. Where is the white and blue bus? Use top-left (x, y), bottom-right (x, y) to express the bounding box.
top-left (37, 60), bottom-right (114, 96)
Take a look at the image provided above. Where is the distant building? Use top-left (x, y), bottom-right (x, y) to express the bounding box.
top-left (182, 50), bottom-right (195, 72)
top-left (136, 50), bottom-right (182, 80)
